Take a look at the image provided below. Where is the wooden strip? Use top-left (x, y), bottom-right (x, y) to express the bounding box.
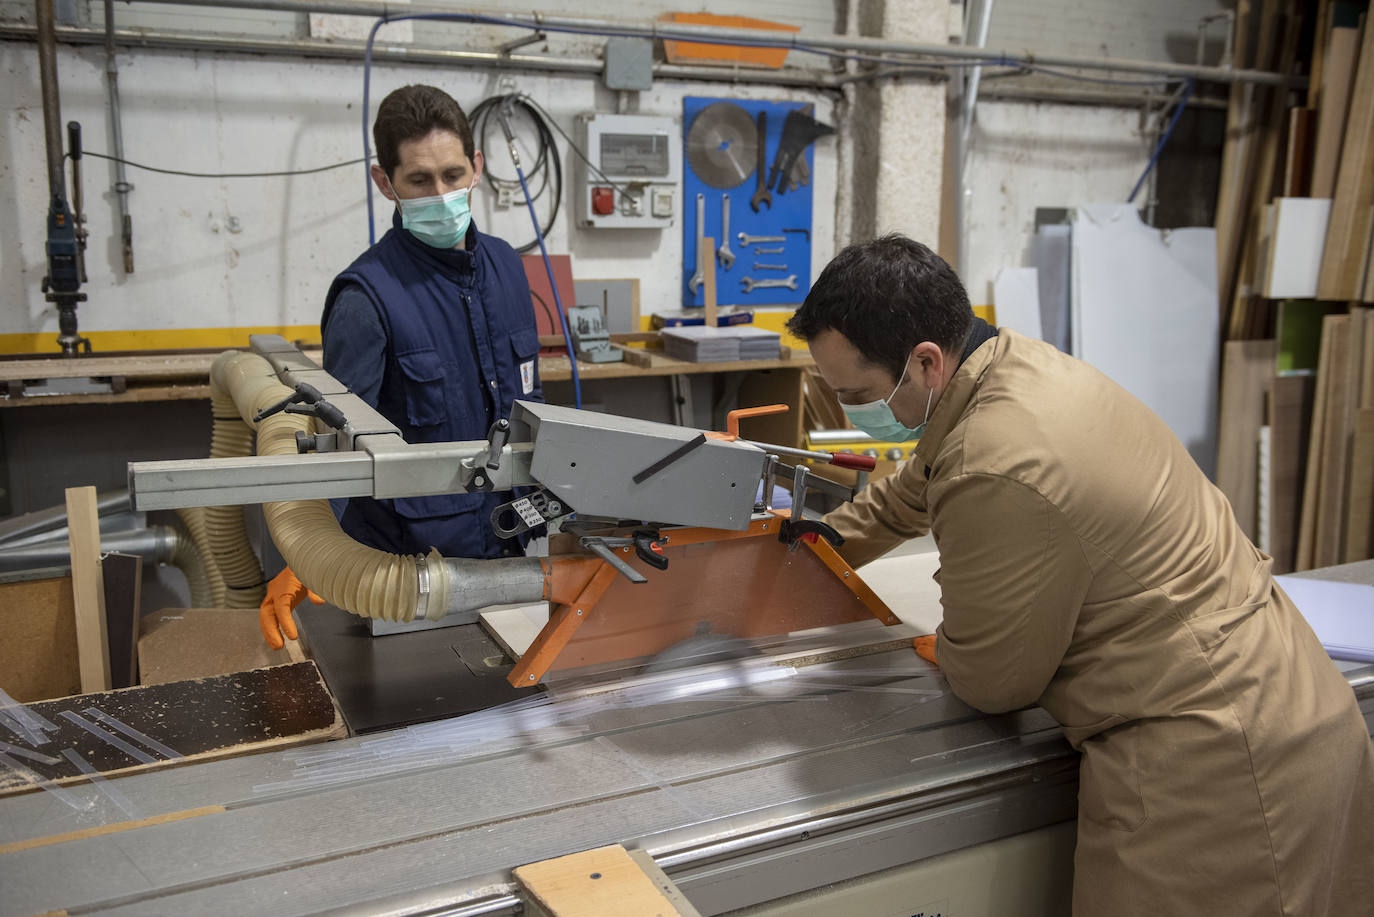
top-left (1269, 374), bottom-right (1316, 573)
top-left (1363, 316), bottom-right (1374, 407)
top-left (1226, 3), bottom-right (1305, 338)
top-left (65, 487), bottom-right (110, 694)
top-left (0, 805), bottom-right (226, 856)
top-left (514, 844), bottom-right (691, 917)
top-left (1314, 315), bottom-right (1353, 566)
top-left (1283, 107), bottom-right (1315, 196)
top-left (101, 553), bottom-right (142, 690)
top-left (1297, 316), bottom-right (1339, 569)
top-left (702, 235), bottom-right (718, 328)
top-left (1318, 19), bottom-right (1374, 299)
top-left (1216, 340), bottom-right (1279, 538)
top-left (1345, 407), bottom-right (1374, 561)
top-left (1311, 26), bottom-right (1361, 198)
top-left (1309, 0), bottom-right (1333, 94)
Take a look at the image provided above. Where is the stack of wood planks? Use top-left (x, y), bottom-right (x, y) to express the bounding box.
top-left (1215, 0), bottom-right (1374, 572)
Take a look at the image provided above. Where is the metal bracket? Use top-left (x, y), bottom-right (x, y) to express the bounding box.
top-left (491, 489), bottom-right (567, 539)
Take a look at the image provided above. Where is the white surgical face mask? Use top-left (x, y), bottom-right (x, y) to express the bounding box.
top-left (839, 365), bottom-right (934, 442)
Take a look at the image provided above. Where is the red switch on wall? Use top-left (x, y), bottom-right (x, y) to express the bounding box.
top-left (591, 186), bottom-right (615, 216)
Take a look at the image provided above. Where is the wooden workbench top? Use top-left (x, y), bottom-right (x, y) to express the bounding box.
top-left (0, 347), bottom-right (813, 407)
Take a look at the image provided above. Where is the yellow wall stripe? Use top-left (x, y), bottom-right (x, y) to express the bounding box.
top-left (0, 326), bottom-right (322, 356)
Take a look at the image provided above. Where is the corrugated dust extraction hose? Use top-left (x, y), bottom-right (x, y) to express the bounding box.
top-left (205, 387), bottom-right (268, 607)
top-left (209, 351), bottom-right (448, 623)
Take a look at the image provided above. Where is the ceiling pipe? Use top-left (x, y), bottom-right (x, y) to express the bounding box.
top-left (0, 23), bottom-right (842, 89)
top-left (130, 0), bottom-right (1299, 87)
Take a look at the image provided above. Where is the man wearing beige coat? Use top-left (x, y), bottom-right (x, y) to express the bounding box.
top-left (788, 235), bottom-right (1374, 915)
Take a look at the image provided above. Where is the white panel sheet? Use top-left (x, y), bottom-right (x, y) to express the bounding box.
top-left (1071, 204), bottom-right (1220, 478)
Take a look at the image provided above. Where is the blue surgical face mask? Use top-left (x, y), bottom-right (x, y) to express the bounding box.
top-left (840, 365), bottom-right (934, 442)
top-left (395, 180), bottom-right (474, 249)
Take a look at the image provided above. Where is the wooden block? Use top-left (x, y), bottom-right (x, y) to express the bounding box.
top-left (101, 553), bottom-right (142, 690)
top-left (1216, 339), bottom-right (1279, 540)
top-left (1314, 315), bottom-right (1353, 566)
top-left (702, 235), bottom-right (717, 327)
top-left (1269, 374), bottom-right (1316, 574)
top-left (138, 608), bottom-right (297, 686)
top-left (1345, 407), bottom-right (1374, 561)
top-left (1317, 19), bottom-right (1374, 299)
top-left (1297, 316), bottom-right (1339, 570)
top-left (1283, 107), bottom-right (1315, 197)
top-left (0, 661), bottom-right (343, 797)
top-left (0, 576), bottom-right (80, 703)
top-left (514, 844), bottom-right (697, 917)
top-left (1311, 26), bottom-right (1361, 198)
top-left (65, 487), bottom-right (110, 693)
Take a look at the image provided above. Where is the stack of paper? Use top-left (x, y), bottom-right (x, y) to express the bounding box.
top-left (1275, 575), bottom-right (1374, 662)
top-left (661, 326), bottom-right (781, 363)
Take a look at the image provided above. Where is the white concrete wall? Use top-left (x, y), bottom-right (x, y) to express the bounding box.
top-left (0, 39), bottom-right (837, 340)
top-left (962, 100), bottom-right (1153, 305)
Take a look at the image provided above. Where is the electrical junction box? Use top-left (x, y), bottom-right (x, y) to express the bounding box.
top-left (575, 113), bottom-right (681, 230)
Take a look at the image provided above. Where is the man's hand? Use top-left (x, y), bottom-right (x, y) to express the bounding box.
top-left (260, 567), bottom-right (325, 649)
top-left (913, 635), bottom-right (938, 666)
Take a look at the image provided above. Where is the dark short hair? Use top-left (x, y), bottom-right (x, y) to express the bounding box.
top-left (787, 235), bottom-right (973, 380)
top-left (373, 85), bottom-right (475, 179)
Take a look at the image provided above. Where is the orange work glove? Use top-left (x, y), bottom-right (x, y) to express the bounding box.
top-left (913, 635), bottom-right (938, 666)
top-left (260, 567), bottom-right (324, 650)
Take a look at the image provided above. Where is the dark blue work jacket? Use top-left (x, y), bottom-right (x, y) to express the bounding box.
top-left (322, 213), bottom-right (542, 559)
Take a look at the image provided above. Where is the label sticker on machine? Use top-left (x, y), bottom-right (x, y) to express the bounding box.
top-left (511, 498), bottom-right (544, 528)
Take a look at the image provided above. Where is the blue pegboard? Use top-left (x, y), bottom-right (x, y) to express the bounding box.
top-left (682, 97), bottom-right (818, 308)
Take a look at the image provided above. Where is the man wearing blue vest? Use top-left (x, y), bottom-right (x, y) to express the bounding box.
top-left (259, 84), bottom-right (542, 649)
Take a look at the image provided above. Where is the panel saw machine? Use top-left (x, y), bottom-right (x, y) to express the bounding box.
top-left (127, 334), bottom-right (894, 688)
top-left (4, 335), bottom-right (1363, 915)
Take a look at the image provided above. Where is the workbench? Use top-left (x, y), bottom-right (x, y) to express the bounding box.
top-left (0, 348), bottom-right (813, 406)
top-left (1, 562), bottom-right (1370, 917)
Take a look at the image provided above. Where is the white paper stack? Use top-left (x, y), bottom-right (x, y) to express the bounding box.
top-left (661, 326), bottom-right (781, 362)
top-left (1275, 575), bottom-right (1374, 663)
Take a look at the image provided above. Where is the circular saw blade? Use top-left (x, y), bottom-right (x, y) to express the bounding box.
top-left (686, 102), bottom-right (758, 190)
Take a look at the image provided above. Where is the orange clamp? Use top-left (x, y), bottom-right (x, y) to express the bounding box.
top-left (707, 404), bottom-right (790, 442)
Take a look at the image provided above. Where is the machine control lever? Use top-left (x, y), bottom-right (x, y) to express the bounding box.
top-left (254, 382), bottom-right (347, 430)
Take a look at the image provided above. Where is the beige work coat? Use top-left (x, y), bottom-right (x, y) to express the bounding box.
top-left (826, 329), bottom-right (1374, 916)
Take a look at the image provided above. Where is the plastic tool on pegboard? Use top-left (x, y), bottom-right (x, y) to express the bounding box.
top-left (767, 110), bottom-right (835, 196)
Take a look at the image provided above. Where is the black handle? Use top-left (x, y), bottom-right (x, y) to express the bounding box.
top-left (633, 530), bottom-right (670, 571)
top-left (67, 121), bottom-right (82, 160)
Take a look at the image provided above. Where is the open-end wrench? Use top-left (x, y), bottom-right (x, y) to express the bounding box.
top-left (737, 232), bottom-right (785, 247)
top-left (753, 262), bottom-right (788, 271)
top-left (755, 246), bottom-right (784, 254)
top-left (688, 193), bottom-right (705, 294)
top-left (741, 275), bottom-right (798, 292)
top-left (716, 194), bottom-right (735, 269)
top-left (750, 111), bottom-right (771, 212)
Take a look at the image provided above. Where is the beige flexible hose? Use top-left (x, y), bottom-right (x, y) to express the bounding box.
top-left (175, 506), bottom-right (226, 607)
top-left (205, 387), bottom-right (267, 607)
top-left (209, 351), bottom-right (448, 623)
top-left (168, 524), bottom-right (217, 609)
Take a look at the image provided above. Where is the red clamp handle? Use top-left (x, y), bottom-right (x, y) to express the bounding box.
top-left (829, 452), bottom-right (877, 471)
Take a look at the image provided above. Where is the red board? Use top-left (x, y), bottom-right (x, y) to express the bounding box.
top-left (522, 254), bottom-right (576, 350)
